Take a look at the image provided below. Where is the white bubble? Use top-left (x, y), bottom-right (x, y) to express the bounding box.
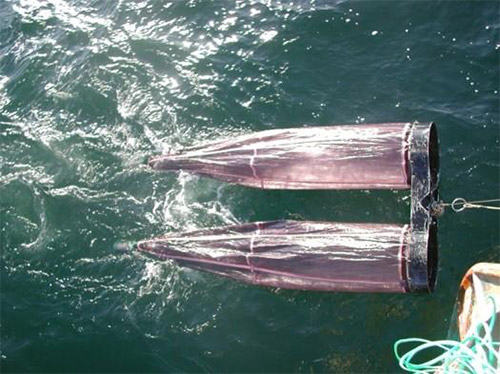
top-left (250, 8), bottom-right (261, 16)
top-left (260, 30), bottom-right (278, 42)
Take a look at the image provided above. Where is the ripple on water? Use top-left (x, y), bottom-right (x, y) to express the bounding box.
top-left (1, 0), bottom-right (499, 372)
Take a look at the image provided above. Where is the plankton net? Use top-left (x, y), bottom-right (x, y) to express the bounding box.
top-left (140, 122), bottom-right (439, 293)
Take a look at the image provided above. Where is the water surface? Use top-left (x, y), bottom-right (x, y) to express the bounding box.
top-left (1, 1), bottom-right (499, 372)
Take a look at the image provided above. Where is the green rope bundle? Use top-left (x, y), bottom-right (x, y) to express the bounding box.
top-left (394, 297), bottom-right (499, 374)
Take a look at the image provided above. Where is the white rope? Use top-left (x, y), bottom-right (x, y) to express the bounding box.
top-left (441, 198), bottom-right (500, 212)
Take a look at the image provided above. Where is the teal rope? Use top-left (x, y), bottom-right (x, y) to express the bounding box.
top-left (394, 297), bottom-right (499, 374)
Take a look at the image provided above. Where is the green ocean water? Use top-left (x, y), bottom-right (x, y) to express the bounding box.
top-left (0, 0), bottom-right (499, 372)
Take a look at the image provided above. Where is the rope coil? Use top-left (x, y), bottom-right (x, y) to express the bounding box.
top-left (394, 297), bottom-right (499, 374)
